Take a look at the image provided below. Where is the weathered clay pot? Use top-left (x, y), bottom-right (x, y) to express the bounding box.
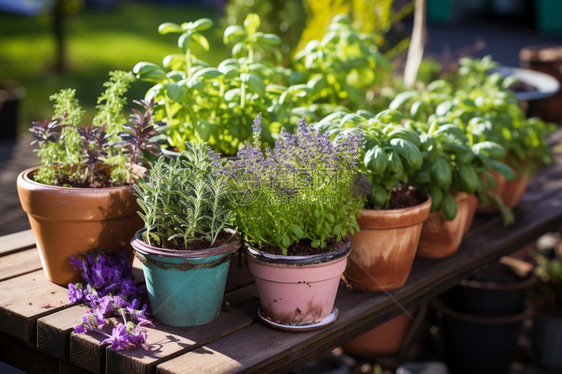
top-left (463, 194), bottom-right (478, 234)
top-left (131, 229), bottom-right (240, 327)
top-left (342, 310), bottom-right (415, 357)
top-left (417, 192), bottom-right (471, 258)
top-left (344, 196), bottom-right (431, 291)
top-left (17, 167), bottom-right (142, 285)
top-left (245, 239), bottom-right (350, 331)
top-left (502, 172), bottom-right (533, 208)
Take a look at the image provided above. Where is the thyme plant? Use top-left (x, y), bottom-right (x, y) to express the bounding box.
top-left (134, 141), bottom-right (232, 250)
top-left (220, 114), bottom-right (369, 255)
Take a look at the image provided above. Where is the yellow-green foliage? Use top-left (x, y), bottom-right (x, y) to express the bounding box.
top-left (297, 0), bottom-right (413, 53)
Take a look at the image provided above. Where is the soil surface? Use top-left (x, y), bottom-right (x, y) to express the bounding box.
top-left (155, 230), bottom-right (235, 251)
top-left (386, 186), bottom-right (427, 209)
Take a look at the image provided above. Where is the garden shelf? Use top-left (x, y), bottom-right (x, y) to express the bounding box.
top-left (2, 130), bottom-right (562, 374)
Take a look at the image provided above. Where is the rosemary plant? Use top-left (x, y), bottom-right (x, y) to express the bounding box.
top-left (134, 141), bottom-right (232, 250)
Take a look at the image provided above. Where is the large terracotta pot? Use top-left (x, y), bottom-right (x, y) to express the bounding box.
top-left (17, 167), bottom-right (142, 285)
top-left (342, 310), bottom-right (414, 357)
top-left (245, 239), bottom-right (350, 331)
top-left (417, 192), bottom-right (471, 258)
top-left (344, 196), bottom-right (431, 291)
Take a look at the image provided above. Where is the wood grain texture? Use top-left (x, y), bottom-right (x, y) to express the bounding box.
top-left (104, 284), bottom-right (258, 374)
top-left (0, 229), bottom-right (35, 256)
top-left (0, 271), bottom-right (69, 344)
top-left (37, 306), bottom-right (85, 359)
top-left (0, 247), bottom-right (42, 281)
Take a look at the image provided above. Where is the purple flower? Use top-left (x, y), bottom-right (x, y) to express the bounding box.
top-left (101, 323), bottom-right (131, 350)
top-left (68, 283), bottom-right (84, 305)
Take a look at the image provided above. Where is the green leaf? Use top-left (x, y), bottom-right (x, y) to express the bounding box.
top-left (458, 164), bottom-right (479, 193)
top-left (256, 33), bottom-right (281, 46)
top-left (333, 224), bottom-right (342, 236)
top-left (178, 32), bottom-right (192, 52)
top-left (282, 235), bottom-right (291, 248)
top-left (196, 119), bottom-right (217, 141)
top-left (472, 141), bottom-right (506, 159)
top-left (165, 83), bottom-right (186, 101)
top-left (192, 18), bottom-right (213, 32)
top-left (369, 184), bottom-right (388, 208)
top-left (192, 33), bottom-right (210, 51)
top-left (192, 67), bottom-right (223, 80)
top-left (435, 101), bottom-right (453, 116)
top-left (441, 192), bottom-right (458, 221)
top-left (158, 22), bottom-right (182, 34)
top-left (388, 152), bottom-right (403, 175)
top-left (244, 13), bottom-right (261, 34)
top-left (491, 160), bottom-right (517, 182)
top-left (241, 73), bottom-right (265, 96)
top-left (365, 145), bottom-right (388, 174)
top-left (389, 91), bottom-right (418, 110)
top-left (390, 138), bottom-right (423, 169)
top-left (431, 157), bottom-right (452, 190)
top-left (292, 225), bottom-right (304, 239)
top-left (311, 240), bottom-right (321, 248)
top-left (223, 25), bottom-right (245, 44)
top-left (429, 186), bottom-right (443, 212)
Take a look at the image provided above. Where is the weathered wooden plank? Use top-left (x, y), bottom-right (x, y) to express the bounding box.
top-left (0, 271), bottom-right (69, 344)
top-left (104, 284), bottom-right (258, 374)
top-left (0, 247), bottom-right (43, 281)
top-left (37, 306), bottom-right (86, 360)
top-left (0, 229), bottom-right (35, 256)
top-left (70, 330), bottom-right (106, 374)
top-left (0, 331), bottom-right (60, 374)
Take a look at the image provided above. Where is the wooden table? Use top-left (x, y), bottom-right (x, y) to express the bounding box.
top-left (2, 139), bottom-right (562, 374)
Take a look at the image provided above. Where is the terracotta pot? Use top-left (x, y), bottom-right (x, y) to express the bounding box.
top-left (502, 172), bottom-right (533, 208)
top-left (463, 194), bottom-right (478, 234)
top-left (245, 240), bottom-right (350, 331)
top-left (17, 167), bottom-right (142, 285)
top-left (342, 310), bottom-right (414, 357)
top-left (344, 196), bottom-right (431, 291)
top-left (417, 192), bottom-right (471, 258)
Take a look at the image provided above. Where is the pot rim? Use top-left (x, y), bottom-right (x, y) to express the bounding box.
top-left (357, 194), bottom-right (432, 229)
top-left (18, 166), bottom-right (134, 192)
top-left (460, 272), bottom-right (537, 291)
top-left (245, 237), bottom-right (351, 266)
top-left (131, 228), bottom-right (241, 258)
top-left (433, 299), bottom-right (534, 325)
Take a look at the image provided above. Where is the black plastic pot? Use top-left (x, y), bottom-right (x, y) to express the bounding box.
top-left (442, 262), bottom-right (536, 317)
top-left (435, 300), bottom-right (533, 374)
top-left (533, 315), bottom-right (562, 370)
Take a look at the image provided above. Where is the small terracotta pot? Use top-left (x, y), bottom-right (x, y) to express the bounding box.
top-left (342, 310), bottom-right (414, 357)
top-left (502, 172), bottom-right (533, 208)
top-left (344, 196), bottom-right (431, 291)
top-left (464, 194), bottom-right (478, 234)
top-left (245, 240), bottom-right (350, 330)
top-left (17, 167), bottom-right (142, 285)
top-left (417, 192), bottom-right (471, 258)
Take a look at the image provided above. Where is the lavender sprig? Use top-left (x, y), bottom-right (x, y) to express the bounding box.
top-left (68, 250), bottom-right (151, 350)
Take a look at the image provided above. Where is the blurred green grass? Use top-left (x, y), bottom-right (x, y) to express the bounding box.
top-left (0, 3), bottom-right (227, 134)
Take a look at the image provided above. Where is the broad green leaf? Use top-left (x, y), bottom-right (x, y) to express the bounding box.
top-left (256, 33), bottom-right (281, 46)
top-left (192, 33), bottom-right (210, 51)
top-left (441, 192), bottom-right (458, 220)
top-left (390, 138), bottom-right (422, 169)
top-left (158, 22), bottom-right (182, 34)
top-left (242, 73), bottom-right (265, 96)
top-left (178, 32), bottom-right (192, 52)
top-left (192, 67), bottom-right (222, 80)
top-left (165, 83), bottom-right (186, 102)
top-left (389, 91), bottom-right (418, 110)
top-left (192, 18), bottom-right (213, 32)
top-left (293, 225), bottom-right (304, 239)
top-left (431, 157), bottom-right (452, 190)
top-left (244, 13), bottom-right (261, 34)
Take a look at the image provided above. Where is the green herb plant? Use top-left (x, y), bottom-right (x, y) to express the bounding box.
top-left (134, 141), bottom-right (232, 250)
top-left (134, 14), bottom-right (301, 156)
top-left (220, 114), bottom-right (369, 255)
top-left (29, 71), bottom-right (161, 188)
top-left (316, 109), bottom-right (424, 210)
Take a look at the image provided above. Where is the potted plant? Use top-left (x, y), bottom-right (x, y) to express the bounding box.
top-left (133, 14), bottom-right (304, 157)
top-left (220, 114), bottom-right (368, 330)
top-left (17, 71), bottom-right (161, 285)
top-left (315, 109), bottom-right (431, 291)
top-left (131, 141), bottom-right (241, 327)
top-left (405, 115), bottom-right (512, 258)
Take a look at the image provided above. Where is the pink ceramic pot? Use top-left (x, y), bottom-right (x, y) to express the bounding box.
top-left (246, 239), bottom-right (350, 330)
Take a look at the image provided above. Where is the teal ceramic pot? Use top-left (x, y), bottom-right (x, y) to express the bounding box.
top-left (131, 229), bottom-right (241, 327)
